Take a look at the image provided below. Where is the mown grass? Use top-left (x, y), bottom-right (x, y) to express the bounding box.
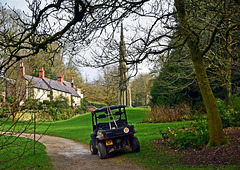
top-left (0, 135), bottom-right (52, 170)
top-left (1, 108), bottom-right (239, 169)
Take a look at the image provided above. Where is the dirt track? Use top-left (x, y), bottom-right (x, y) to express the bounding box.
top-left (18, 133), bottom-right (144, 170)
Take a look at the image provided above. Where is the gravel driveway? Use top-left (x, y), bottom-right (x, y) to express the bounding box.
top-left (19, 133), bottom-right (144, 170)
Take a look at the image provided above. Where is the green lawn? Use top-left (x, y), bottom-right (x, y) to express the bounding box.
top-left (0, 135), bottom-right (52, 170)
top-left (1, 108), bottom-right (239, 169)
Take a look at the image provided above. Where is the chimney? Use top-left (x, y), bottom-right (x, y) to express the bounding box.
top-left (39, 67), bottom-right (45, 78)
top-left (19, 62), bottom-right (25, 77)
top-left (70, 77), bottom-right (74, 88)
top-left (57, 73), bottom-right (63, 83)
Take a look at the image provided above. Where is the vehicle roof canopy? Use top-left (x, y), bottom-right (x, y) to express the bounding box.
top-left (92, 105), bottom-right (126, 114)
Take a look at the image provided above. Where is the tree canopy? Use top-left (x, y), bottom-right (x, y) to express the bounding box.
top-left (0, 0), bottom-right (148, 72)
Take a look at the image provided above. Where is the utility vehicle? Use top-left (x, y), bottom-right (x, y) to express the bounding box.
top-left (90, 105), bottom-right (140, 159)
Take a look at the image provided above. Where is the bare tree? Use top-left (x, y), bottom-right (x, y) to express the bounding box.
top-left (82, 66), bottom-right (118, 105)
top-left (131, 73), bottom-right (152, 107)
top-left (101, 66), bottom-right (119, 105)
top-left (0, 0), bottom-right (149, 73)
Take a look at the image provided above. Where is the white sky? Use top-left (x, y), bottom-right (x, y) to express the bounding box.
top-left (0, 0), bottom-right (30, 13)
top-left (0, 0), bottom-right (151, 82)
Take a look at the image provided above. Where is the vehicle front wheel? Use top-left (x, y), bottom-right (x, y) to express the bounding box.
top-left (90, 140), bottom-right (98, 154)
top-left (98, 142), bottom-right (108, 159)
top-left (130, 136), bottom-right (140, 152)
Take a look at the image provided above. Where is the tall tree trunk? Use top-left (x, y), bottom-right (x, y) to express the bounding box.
top-left (175, 0), bottom-right (227, 147)
top-left (190, 49), bottom-right (227, 147)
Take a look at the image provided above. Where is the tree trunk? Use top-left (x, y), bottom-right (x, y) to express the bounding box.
top-left (190, 50), bottom-right (227, 147)
top-left (174, 0), bottom-right (227, 147)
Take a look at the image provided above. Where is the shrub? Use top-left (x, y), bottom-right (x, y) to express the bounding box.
top-left (48, 107), bottom-right (57, 118)
top-left (33, 110), bottom-right (52, 121)
top-left (232, 94), bottom-right (240, 112)
top-left (216, 98), bottom-right (240, 128)
top-left (229, 111), bottom-right (240, 127)
top-left (147, 104), bottom-right (192, 122)
top-left (24, 98), bottom-right (39, 110)
top-left (38, 102), bottom-right (44, 110)
top-left (47, 107), bottom-right (77, 121)
top-left (74, 107), bottom-right (83, 114)
top-left (43, 100), bottom-right (50, 105)
top-left (80, 98), bottom-right (88, 113)
top-left (0, 113), bottom-right (8, 118)
top-left (52, 95), bottom-right (70, 109)
top-left (59, 111), bottom-right (68, 120)
top-left (160, 118), bottom-right (209, 150)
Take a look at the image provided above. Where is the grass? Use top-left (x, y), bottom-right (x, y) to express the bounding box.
top-left (0, 135), bottom-right (52, 170)
top-left (1, 108), bottom-right (239, 169)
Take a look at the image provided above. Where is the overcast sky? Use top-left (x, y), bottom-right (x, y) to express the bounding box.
top-left (0, 0), bottom-right (150, 82)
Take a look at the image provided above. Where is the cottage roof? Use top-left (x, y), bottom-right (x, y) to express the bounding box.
top-left (24, 75), bottom-right (81, 97)
top-left (44, 78), bottom-right (80, 97)
top-left (65, 86), bottom-right (80, 97)
top-left (42, 78), bottom-right (71, 94)
top-left (24, 75), bottom-right (51, 91)
top-left (63, 80), bottom-right (73, 87)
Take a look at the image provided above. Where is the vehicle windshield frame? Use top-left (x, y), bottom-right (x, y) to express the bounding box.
top-left (91, 105), bottom-right (127, 131)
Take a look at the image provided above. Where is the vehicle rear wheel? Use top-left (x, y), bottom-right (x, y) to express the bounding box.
top-left (90, 140), bottom-right (98, 154)
top-left (130, 136), bottom-right (140, 152)
top-left (98, 142), bottom-right (108, 159)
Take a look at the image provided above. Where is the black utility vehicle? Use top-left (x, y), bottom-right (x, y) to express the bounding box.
top-left (90, 105), bottom-right (140, 159)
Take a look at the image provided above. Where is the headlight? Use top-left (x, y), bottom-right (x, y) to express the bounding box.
top-left (123, 127), bottom-right (129, 133)
top-left (97, 131), bottom-right (104, 138)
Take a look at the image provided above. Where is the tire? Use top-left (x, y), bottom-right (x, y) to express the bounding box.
top-left (90, 140), bottom-right (98, 155)
top-left (98, 142), bottom-right (108, 159)
top-left (130, 136), bottom-right (140, 152)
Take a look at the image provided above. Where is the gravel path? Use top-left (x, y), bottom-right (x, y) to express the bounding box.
top-left (18, 133), bottom-right (144, 170)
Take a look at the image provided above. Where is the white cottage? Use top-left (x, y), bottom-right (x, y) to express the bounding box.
top-left (20, 64), bottom-right (83, 107)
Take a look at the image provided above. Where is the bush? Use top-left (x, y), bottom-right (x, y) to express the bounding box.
top-left (232, 94), bottom-right (240, 112)
top-left (230, 111), bottom-right (240, 127)
top-left (52, 95), bottom-right (70, 109)
top-left (216, 98), bottom-right (240, 128)
top-left (147, 104), bottom-right (192, 122)
top-left (160, 118), bottom-right (209, 150)
top-left (74, 107), bottom-right (83, 114)
top-left (59, 111), bottom-right (68, 120)
top-left (80, 98), bottom-right (88, 113)
top-left (0, 113), bottom-right (8, 118)
top-left (43, 100), bottom-right (50, 105)
top-left (38, 102), bottom-right (44, 110)
top-left (24, 98), bottom-right (39, 110)
top-left (23, 99), bottom-right (45, 110)
top-left (48, 107), bottom-right (57, 118)
top-left (47, 107), bottom-right (77, 121)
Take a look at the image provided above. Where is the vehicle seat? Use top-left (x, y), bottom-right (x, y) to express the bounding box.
top-left (98, 123), bottom-right (110, 130)
top-left (117, 120), bottom-right (127, 127)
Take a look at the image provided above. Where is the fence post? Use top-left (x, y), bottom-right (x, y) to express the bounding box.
top-left (33, 111), bottom-right (36, 154)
